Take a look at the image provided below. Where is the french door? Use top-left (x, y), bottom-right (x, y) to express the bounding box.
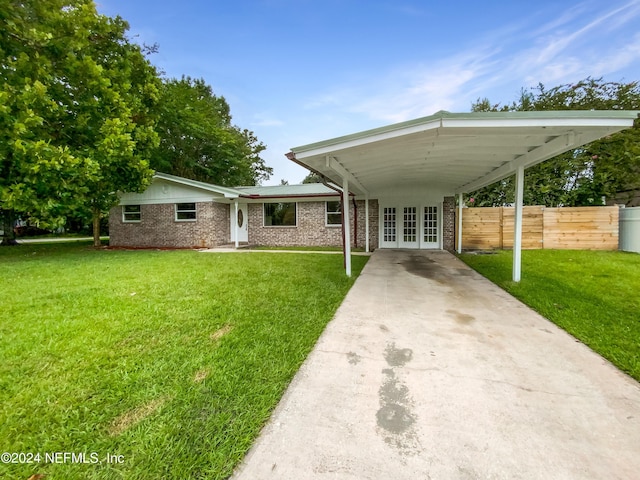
top-left (422, 205), bottom-right (439, 249)
top-left (399, 206), bottom-right (418, 248)
top-left (380, 204), bottom-right (440, 249)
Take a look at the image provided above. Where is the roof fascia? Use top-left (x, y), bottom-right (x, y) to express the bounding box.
top-left (292, 119), bottom-right (441, 158)
top-left (291, 111), bottom-right (639, 157)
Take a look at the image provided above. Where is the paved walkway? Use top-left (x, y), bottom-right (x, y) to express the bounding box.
top-left (232, 249), bottom-right (640, 480)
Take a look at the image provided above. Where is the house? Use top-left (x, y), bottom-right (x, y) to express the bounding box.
top-left (109, 172), bottom-right (385, 250)
top-left (110, 110), bottom-right (639, 280)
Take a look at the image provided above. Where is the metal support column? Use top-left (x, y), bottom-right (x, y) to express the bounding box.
top-left (343, 177), bottom-right (351, 277)
top-left (513, 165), bottom-right (525, 282)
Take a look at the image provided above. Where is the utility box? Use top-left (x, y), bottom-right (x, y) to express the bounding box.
top-left (620, 206), bottom-right (640, 253)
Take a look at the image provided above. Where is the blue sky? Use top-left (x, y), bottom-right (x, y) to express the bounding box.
top-left (98, 0), bottom-right (640, 185)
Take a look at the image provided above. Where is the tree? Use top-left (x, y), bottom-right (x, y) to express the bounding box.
top-left (470, 78), bottom-right (640, 206)
top-left (302, 172), bottom-right (323, 184)
top-left (1, 0), bottom-right (160, 246)
top-left (152, 77), bottom-right (271, 186)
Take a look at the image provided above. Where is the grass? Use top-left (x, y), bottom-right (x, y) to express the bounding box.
top-left (459, 249), bottom-right (640, 382)
top-left (251, 245), bottom-right (367, 252)
top-left (0, 242), bottom-right (368, 480)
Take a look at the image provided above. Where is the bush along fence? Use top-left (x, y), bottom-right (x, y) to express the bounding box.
top-left (456, 205), bottom-right (620, 250)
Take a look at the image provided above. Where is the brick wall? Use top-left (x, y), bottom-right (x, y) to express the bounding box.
top-left (109, 199), bottom-right (381, 250)
top-left (109, 202), bottom-right (229, 248)
top-left (248, 200), bottom-right (379, 249)
top-left (442, 196), bottom-right (455, 251)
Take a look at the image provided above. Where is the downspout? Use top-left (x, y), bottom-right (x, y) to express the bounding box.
top-left (352, 197), bottom-right (358, 248)
top-left (340, 199), bottom-right (346, 269)
top-left (234, 199), bottom-right (239, 249)
top-left (457, 192), bottom-right (463, 254)
top-left (365, 195), bottom-right (370, 253)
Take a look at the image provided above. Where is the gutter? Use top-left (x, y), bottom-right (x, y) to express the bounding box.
top-left (285, 151), bottom-right (344, 194)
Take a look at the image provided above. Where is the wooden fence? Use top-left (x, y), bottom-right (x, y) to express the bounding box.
top-left (457, 206), bottom-right (619, 250)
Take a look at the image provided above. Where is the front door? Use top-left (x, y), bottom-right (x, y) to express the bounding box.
top-left (230, 203), bottom-right (248, 243)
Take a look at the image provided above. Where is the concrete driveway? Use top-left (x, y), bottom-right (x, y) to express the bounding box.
top-left (232, 250), bottom-right (640, 479)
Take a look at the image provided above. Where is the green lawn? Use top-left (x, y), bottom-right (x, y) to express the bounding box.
top-left (459, 249), bottom-right (640, 382)
top-left (0, 242), bottom-right (368, 480)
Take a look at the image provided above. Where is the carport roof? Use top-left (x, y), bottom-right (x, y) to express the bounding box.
top-left (288, 110), bottom-right (639, 196)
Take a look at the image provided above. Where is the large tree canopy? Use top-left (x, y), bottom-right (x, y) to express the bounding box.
top-left (152, 77), bottom-right (272, 186)
top-left (469, 78), bottom-right (640, 207)
top-left (1, 0), bottom-right (160, 245)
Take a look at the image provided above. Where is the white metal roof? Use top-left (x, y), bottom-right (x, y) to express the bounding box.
top-left (288, 110), bottom-right (639, 196)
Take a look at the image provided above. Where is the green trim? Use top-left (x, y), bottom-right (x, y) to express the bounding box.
top-left (153, 172), bottom-right (243, 197)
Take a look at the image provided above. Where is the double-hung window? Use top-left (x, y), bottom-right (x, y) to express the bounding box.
top-left (175, 203), bottom-right (197, 221)
top-left (326, 201), bottom-right (342, 226)
top-left (123, 205), bottom-right (141, 222)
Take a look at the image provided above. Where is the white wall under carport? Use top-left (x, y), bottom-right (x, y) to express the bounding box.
top-left (620, 206), bottom-right (640, 253)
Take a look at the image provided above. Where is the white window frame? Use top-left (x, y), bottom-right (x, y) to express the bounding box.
top-left (175, 202), bottom-right (197, 222)
top-left (122, 205), bottom-right (141, 223)
top-left (263, 202), bottom-right (297, 227)
top-left (326, 201), bottom-right (342, 226)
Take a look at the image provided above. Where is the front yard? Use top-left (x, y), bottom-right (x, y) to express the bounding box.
top-left (459, 249), bottom-right (640, 382)
top-left (0, 243), bottom-right (368, 480)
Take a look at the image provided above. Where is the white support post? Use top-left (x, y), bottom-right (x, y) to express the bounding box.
top-left (343, 177), bottom-right (352, 277)
top-left (513, 165), bottom-right (525, 282)
top-left (365, 195), bottom-right (370, 253)
top-left (234, 200), bottom-right (239, 249)
top-left (457, 192), bottom-right (463, 254)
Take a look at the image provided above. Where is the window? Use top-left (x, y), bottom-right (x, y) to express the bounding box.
top-left (123, 205), bottom-right (141, 222)
top-left (175, 203), bottom-right (197, 221)
top-left (326, 201), bottom-right (342, 226)
top-left (264, 203), bottom-right (296, 226)
top-left (383, 207), bottom-right (396, 242)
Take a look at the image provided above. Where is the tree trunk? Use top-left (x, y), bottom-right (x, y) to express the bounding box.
top-left (0, 209), bottom-right (18, 246)
top-left (92, 208), bottom-right (102, 247)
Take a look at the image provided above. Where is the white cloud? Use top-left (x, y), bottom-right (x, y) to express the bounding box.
top-left (287, 0), bottom-right (640, 148)
top-left (250, 113), bottom-right (285, 127)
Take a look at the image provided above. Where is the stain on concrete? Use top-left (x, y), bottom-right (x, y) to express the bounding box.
top-left (377, 355), bottom-right (422, 457)
top-left (379, 368), bottom-right (409, 404)
top-left (446, 309), bottom-right (475, 324)
top-left (346, 351), bottom-right (362, 365)
top-left (376, 404), bottom-right (416, 434)
top-left (455, 268), bottom-right (474, 277)
top-left (402, 254), bottom-right (441, 280)
top-left (384, 343), bottom-right (413, 367)
top-left (379, 324), bottom-right (390, 332)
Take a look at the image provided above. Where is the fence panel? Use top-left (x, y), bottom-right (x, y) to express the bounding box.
top-left (460, 207), bottom-right (502, 249)
top-left (501, 206), bottom-right (544, 249)
top-left (543, 207), bottom-right (618, 250)
top-left (459, 205), bottom-right (619, 250)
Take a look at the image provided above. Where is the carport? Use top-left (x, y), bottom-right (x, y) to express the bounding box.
top-left (287, 110), bottom-right (638, 280)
